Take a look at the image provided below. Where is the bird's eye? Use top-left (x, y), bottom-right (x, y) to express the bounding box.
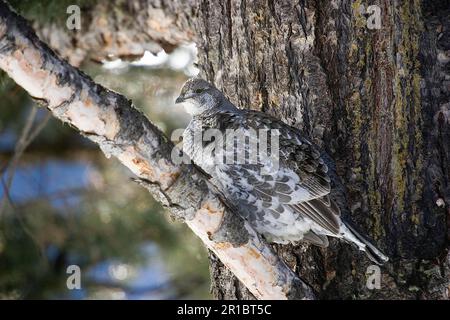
top-left (195, 88), bottom-right (204, 94)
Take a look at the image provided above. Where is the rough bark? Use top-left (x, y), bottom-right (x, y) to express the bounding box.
top-left (2, 0), bottom-right (449, 299)
top-left (194, 0), bottom-right (449, 299)
top-left (0, 1), bottom-right (315, 300)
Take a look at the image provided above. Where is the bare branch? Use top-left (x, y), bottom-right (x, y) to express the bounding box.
top-left (0, 105), bottom-right (50, 214)
top-left (0, 1), bottom-right (315, 299)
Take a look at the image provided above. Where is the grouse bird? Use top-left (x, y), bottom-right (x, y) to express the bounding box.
top-left (175, 77), bottom-right (388, 264)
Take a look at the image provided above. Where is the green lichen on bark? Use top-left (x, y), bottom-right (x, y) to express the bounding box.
top-left (346, 0), bottom-right (386, 239)
top-left (392, 0), bottom-right (424, 222)
top-left (344, 0), bottom-right (425, 242)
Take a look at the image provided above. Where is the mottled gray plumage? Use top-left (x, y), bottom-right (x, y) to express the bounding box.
top-left (176, 77), bottom-right (388, 264)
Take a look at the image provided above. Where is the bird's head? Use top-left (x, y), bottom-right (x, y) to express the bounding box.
top-left (175, 78), bottom-right (224, 116)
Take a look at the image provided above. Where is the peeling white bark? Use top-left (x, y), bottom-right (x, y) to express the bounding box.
top-left (0, 1), bottom-right (315, 300)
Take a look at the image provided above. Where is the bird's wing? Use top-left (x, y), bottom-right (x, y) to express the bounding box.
top-left (302, 231), bottom-right (329, 247)
top-left (228, 110), bottom-right (341, 235)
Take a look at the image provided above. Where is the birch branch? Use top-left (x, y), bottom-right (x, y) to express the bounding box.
top-left (0, 1), bottom-right (315, 300)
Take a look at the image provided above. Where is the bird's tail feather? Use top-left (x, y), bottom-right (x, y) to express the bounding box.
top-left (341, 223), bottom-right (389, 265)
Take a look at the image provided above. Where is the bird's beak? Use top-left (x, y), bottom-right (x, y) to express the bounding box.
top-left (175, 95), bottom-right (185, 104)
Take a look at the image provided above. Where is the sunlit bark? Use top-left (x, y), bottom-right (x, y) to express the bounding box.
top-left (0, 1), bottom-right (315, 300)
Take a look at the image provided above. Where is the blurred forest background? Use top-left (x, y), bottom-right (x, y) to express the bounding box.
top-left (0, 0), bottom-right (210, 299)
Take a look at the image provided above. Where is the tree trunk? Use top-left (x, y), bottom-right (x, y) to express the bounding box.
top-left (1, 0), bottom-right (317, 300)
top-left (192, 0), bottom-right (449, 299)
top-left (3, 0), bottom-right (449, 299)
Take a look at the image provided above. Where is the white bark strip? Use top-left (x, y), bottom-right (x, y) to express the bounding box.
top-left (0, 2), bottom-right (315, 300)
